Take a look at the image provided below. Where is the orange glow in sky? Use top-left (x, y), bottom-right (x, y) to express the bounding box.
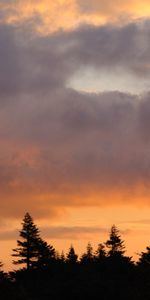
top-left (0, 0), bottom-right (150, 271)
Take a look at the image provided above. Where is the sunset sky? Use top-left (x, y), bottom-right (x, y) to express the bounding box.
top-left (1, 0), bottom-right (150, 270)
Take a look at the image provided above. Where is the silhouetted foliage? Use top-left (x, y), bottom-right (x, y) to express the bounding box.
top-left (106, 224), bottom-right (125, 257)
top-left (12, 213), bottom-right (40, 270)
top-left (12, 213), bottom-right (55, 271)
top-left (35, 238), bottom-right (55, 269)
top-left (138, 246), bottom-right (150, 267)
top-left (60, 251), bottom-right (65, 262)
top-left (66, 245), bottom-right (78, 264)
top-left (0, 261), bottom-right (6, 281)
top-left (95, 243), bottom-right (106, 261)
top-left (80, 242), bottom-right (94, 264)
top-left (1, 216), bottom-right (150, 299)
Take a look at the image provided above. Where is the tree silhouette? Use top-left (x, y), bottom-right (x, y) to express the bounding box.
top-left (35, 238), bottom-right (55, 269)
top-left (0, 261), bottom-right (3, 270)
top-left (12, 212), bottom-right (40, 270)
top-left (95, 243), bottom-right (106, 261)
top-left (12, 212), bottom-right (56, 271)
top-left (2, 218), bottom-right (150, 300)
top-left (60, 251), bottom-right (65, 262)
top-left (80, 242), bottom-right (94, 264)
top-left (105, 225), bottom-right (125, 257)
top-left (0, 261), bottom-right (5, 279)
top-left (138, 246), bottom-right (150, 266)
top-left (66, 245), bottom-right (78, 264)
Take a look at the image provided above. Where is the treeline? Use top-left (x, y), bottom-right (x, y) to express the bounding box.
top-left (1, 213), bottom-right (150, 299)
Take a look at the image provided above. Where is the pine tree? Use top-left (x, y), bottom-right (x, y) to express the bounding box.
top-left (105, 225), bottom-right (125, 257)
top-left (0, 261), bottom-right (3, 270)
top-left (0, 261), bottom-right (4, 276)
top-left (80, 242), bottom-right (94, 264)
top-left (13, 213), bottom-right (56, 270)
top-left (12, 212), bottom-right (40, 270)
top-left (66, 245), bottom-right (78, 264)
top-left (95, 243), bottom-right (106, 261)
top-left (60, 251), bottom-right (65, 262)
top-left (36, 238), bottom-right (55, 268)
top-left (138, 246), bottom-right (150, 266)
top-left (0, 261), bottom-right (6, 281)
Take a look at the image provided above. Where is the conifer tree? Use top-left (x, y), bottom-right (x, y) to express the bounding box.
top-left (105, 225), bottom-right (125, 257)
top-left (95, 243), bottom-right (106, 261)
top-left (0, 261), bottom-right (6, 281)
top-left (12, 213), bottom-right (56, 270)
top-left (0, 261), bottom-right (4, 275)
top-left (12, 212), bottom-right (41, 270)
top-left (36, 238), bottom-right (55, 268)
top-left (80, 242), bottom-right (94, 264)
top-left (60, 251), bottom-right (65, 262)
top-left (66, 245), bottom-right (78, 264)
top-left (0, 261), bottom-right (3, 270)
top-left (138, 246), bottom-right (150, 266)
top-left (55, 251), bottom-right (60, 261)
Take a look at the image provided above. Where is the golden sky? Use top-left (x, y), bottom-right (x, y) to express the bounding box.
top-left (1, 0), bottom-right (150, 33)
top-left (0, 0), bottom-right (150, 270)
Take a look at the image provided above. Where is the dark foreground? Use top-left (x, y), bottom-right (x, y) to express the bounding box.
top-left (1, 259), bottom-right (150, 300)
top-left (1, 215), bottom-right (150, 299)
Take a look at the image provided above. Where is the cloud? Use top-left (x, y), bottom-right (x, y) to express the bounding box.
top-left (41, 226), bottom-right (107, 240)
top-left (0, 0), bottom-right (79, 33)
top-left (1, 19), bottom-right (150, 104)
top-left (0, 226), bottom-right (130, 241)
top-left (1, 0), bottom-right (150, 34)
top-left (0, 230), bottom-right (18, 241)
top-left (0, 20), bottom-right (150, 219)
top-left (78, 0), bottom-right (150, 18)
top-left (123, 219), bottom-right (150, 225)
top-left (68, 21), bottom-right (150, 79)
top-left (1, 20), bottom-right (150, 98)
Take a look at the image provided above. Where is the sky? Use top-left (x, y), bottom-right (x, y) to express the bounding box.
top-left (1, 0), bottom-right (150, 270)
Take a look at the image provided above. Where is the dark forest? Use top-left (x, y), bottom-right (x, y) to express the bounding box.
top-left (0, 213), bottom-right (150, 299)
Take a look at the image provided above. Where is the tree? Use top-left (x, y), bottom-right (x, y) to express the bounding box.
top-left (35, 238), bottom-right (55, 268)
top-left (0, 261), bottom-right (5, 278)
top-left (80, 242), bottom-right (94, 264)
top-left (0, 261), bottom-right (3, 270)
top-left (138, 246), bottom-right (150, 267)
top-left (13, 213), bottom-right (56, 271)
top-left (95, 243), bottom-right (106, 261)
top-left (12, 212), bottom-right (41, 270)
top-left (105, 225), bottom-right (125, 257)
top-left (66, 245), bottom-right (78, 264)
top-left (60, 251), bottom-right (65, 262)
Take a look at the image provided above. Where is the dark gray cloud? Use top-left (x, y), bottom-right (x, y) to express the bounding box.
top-left (69, 21), bottom-right (150, 77)
top-left (1, 19), bottom-right (150, 100)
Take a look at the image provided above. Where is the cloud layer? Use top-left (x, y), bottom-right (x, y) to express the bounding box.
top-left (0, 225), bottom-right (130, 241)
top-left (1, 0), bottom-right (150, 33)
top-left (0, 17), bottom-right (150, 219)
